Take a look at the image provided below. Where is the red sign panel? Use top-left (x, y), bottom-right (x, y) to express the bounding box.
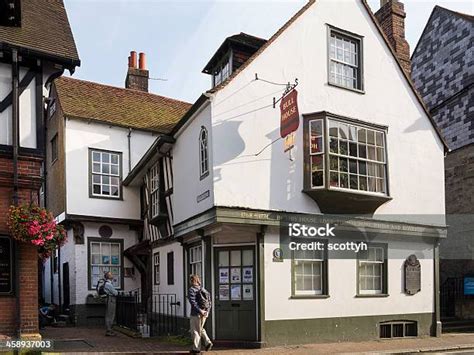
top-left (280, 89), bottom-right (299, 138)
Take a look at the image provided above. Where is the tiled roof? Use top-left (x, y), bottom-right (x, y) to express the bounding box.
top-left (54, 77), bottom-right (192, 134)
top-left (0, 0), bottom-right (80, 66)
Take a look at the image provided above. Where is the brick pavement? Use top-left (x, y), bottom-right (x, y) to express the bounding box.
top-left (29, 326), bottom-right (474, 354)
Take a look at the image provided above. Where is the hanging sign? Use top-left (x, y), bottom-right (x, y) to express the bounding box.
top-left (280, 89), bottom-right (299, 138)
top-left (284, 132), bottom-right (296, 152)
top-left (0, 237), bottom-right (13, 295)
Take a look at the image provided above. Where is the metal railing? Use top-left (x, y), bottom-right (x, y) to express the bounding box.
top-left (440, 277), bottom-right (463, 318)
top-left (150, 293), bottom-right (180, 336)
top-left (115, 289), bottom-right (180, 337)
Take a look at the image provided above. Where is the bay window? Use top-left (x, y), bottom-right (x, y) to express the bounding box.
top-left (303, 112), bottom-right (390, 214)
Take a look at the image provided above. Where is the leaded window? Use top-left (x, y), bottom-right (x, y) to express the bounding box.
top-left (154, 252), bottom-right (160, 285)
top-left (90, 149), bottom-right (121, 198)
top-left (329, 27), bottom-right (363, 91)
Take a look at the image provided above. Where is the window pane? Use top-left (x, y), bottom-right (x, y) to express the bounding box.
top-left (376, 132), bottom-right (384, 147)
top-left (367, 130), bottom-right (375, 145)
top-left (358, 128), bottom-right (366, 143)
top-left (102, 164), bottom-right (110, 174)
top-left (339, 124), bottom-right (349, 140)
top-left (102, 153), bottom-right (110, 163)
top-left (349, 159), bottom-right (358, 174)
top-left (111, 165), bottom-right (119, 175)
top-left (111, 154), bottom-right (119, 164)
top-left (339, 158), bottom-right (348, 172)
top-left (349, 142), bottom-right (357, 157)
top-left (358, 144), bottom-right (367, 159)
top-left (329, 121), bottom-right (338, 137)
top-left (359, 176), bottom-right (368, 191)
top-left (92, 152), bottom-right (100, 162)
top-left (93, 163), bottom-right (101, 173)
top-left (312, 171), bottom-right (324, 188)
top-left (231, 250), bottom-right (241, 266)
top-left (93, 184), bottom-right (101, 195)
top-left (340, 173), bottom-right (349, 188)
top-left (330, 155), bottom-right (339, 171)
top-left (368, 146), bottom-right (376, 161)
top-left (330, 138), bottom-right (338, 154)
top-left (219, 251), bottom-right (229, 267)
top-left (330, 172), bottom-right (339, 187)
top-left (243, 250), bottom-right (253, 266)
top-left (339, 140), bottom-right (348, 156)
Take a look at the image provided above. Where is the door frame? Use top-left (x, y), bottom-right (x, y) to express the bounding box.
top-left (211, 242), bottom-right (259, 341)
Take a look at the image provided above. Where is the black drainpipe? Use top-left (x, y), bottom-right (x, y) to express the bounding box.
top-left (12, 49), bottom-right (19, 205)
top-left (11, 48), bottom-right (21, 336)
top-left (127, 128), bottom-right (132, 173)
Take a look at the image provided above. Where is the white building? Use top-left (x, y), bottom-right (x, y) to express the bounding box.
top-left (43, 52), bottom-right (190, 325)
top-left (125, 0), bottom-right (448, 346)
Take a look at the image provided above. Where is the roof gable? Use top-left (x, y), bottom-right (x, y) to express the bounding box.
top-left (203, 0), bottom-right (447, 150)
top-left (54, 77), bottom-right (191, 134)
top-left (0, 0), bottom-right (79, 67)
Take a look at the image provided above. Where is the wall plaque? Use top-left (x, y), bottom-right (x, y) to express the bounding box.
top-left (404, 254), bottom-right (421, 295)
top-left (0, 237), bottom-right (14, 295)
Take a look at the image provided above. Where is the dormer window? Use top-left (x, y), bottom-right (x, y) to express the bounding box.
top-left (303, 112), bottom-right (391, 214)
top-left (213, 53), bottom-right (232, 87)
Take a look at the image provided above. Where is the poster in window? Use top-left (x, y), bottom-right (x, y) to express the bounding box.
top-left (92, 266), bottom-right (100, 275)
top-left (243, 267), bottom-right (253, 283)
top-left (243, 284), bottom-right (253, 300)
top-left (102, 255), bottom-right (110, 264)
top-left (231, 268), bottom-right (241, 283)
top-left (219, 285), bottom-right (229, 301)
top-left (231, 285), bottom-right (241, 300)
top-left (219, 268), bottom-right (229, 284)
top-left (111, 255), bottom-right (119, 265)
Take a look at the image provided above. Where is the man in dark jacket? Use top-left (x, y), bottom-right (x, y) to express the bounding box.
top-left (188, 274), bottom-right (213, 353)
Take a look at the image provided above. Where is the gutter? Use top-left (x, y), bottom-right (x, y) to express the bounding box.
top-left (0, 42), bottom-right (80, 73)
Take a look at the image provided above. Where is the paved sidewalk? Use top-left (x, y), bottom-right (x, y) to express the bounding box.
top-left (32, 326), bottom-right (474, 354)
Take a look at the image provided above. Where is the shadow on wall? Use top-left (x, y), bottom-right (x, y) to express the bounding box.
top-left (212, 120), bottom-right (245, 183)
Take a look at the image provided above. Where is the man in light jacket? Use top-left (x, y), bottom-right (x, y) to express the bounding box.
top-left (188, 274), bottom-right (213, 353)
top-left (104, 271), bottom-right (118, 336)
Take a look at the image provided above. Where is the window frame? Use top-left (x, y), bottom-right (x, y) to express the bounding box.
top-left (189, 244), bottom-right (203, 279)
top-left (51, 134), bottom-right (58, 164)
top-left (303, 112), bottom-right (390, 198)
top-left (149, 162), bottom-right (160, 219)
top-left (327, 25), bottom-right (364, 93)
top-left (199, 126), bottom-right (209, 180)
top-left (291, 239), bottom-right (329, 298)
top-left (167, 251), bottom-right (174, 285)
top-left (87, 237), bottom-right (124, 291)
top-left (356, 244), bottom-right (388, 297)
top-left (212, 51), bottom-right (233, 87)
top-left (153, 252), bottom-right (160, 285)
top-left (88, 148), bottom-right (123, 200)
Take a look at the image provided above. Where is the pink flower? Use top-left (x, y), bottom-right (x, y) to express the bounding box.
top-left (45, 233), bottom-right (54, 240)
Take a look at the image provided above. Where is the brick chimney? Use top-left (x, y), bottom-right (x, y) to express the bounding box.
top-left (375, 0), bottom-right (411, 75)
top-left (125, 51), bottom-right (149, 92)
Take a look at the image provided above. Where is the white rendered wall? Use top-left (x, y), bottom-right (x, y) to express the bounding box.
top-left (173, 103), bottom-right (214, 224)
top-left (64, 119), bottom-right (155, 219)
top-left (263, 227), bottom-right (434, 321)
top-left (209, 0), bottom-right (445, 223)
top-left (152, 242), bottom-right (185, 317)
top-left (0, 64), bottom-right (40, 148)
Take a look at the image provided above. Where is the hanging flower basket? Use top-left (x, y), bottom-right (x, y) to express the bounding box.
top-left (7, 204), bottom-right (67, 260)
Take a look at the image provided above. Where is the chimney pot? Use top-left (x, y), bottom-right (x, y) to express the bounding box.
top-left (139, 52), bottom-right (146, 70)
top-left (130, 51), bottom-right (138, 69)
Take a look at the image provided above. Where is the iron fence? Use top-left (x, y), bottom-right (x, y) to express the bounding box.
top-left (115, 289), bottom-right (180, 337)
top-left (440, 277), bottom-right (463, 318)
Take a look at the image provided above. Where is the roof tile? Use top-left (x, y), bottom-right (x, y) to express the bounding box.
top-left (54, 77), bottom-right (191, 133)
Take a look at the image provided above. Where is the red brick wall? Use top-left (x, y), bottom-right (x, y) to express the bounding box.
top-left (374, 0), bottom-right (411, 75)
top-left (0, 153), bottom-right (42, 337)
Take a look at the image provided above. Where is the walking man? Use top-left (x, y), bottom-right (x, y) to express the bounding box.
top-left (188, 274), bottom-right (213, 353)
top-left (104, 271), bottom-right (118, 336)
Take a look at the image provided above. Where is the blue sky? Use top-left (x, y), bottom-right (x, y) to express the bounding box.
top-left (64, 0), bottom-right (473, 103)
